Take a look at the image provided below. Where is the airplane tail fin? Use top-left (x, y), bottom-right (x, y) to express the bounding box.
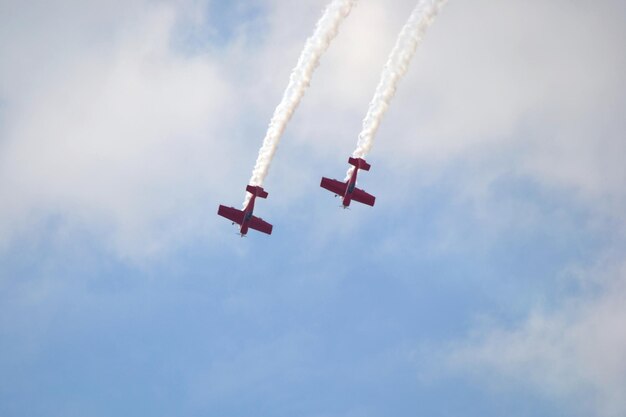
top-left (246, 185), bottom-right (269, 199)
top-left (348, 157), bottom-right (371, 171)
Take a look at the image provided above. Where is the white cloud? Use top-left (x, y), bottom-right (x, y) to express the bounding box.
top-left (2, 4), bottom-right (626, 415)
top-left (1, 0), bottom-right (624, 258)
top-left (266, 0), bottom-right (626, 226)
top-left (389, 0), bottom-right (626, 208)
top-left (0, 1), bottom-right (241, 257)
top-left (445, 258), bottom-right (626, 417)
top-left (0, 0), bottom-right (373, 258)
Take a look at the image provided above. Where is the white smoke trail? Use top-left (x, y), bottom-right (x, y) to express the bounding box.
top-left (245, 0), bottom-right (356, 206)
top-left (349, 0), bottom-right (447, 177)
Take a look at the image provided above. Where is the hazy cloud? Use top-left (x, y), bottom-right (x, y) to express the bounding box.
top-left (446, 258), bottom-right (626, 417)
top-left (1, 0), bottom-right (624, 256)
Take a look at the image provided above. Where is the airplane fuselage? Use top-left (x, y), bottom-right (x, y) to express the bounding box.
top-left (342, 168), bottom-right (359, 207)
top-left (239, 196), bottom-right (257, 235)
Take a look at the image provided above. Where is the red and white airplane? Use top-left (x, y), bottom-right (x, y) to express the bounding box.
top-left (320, 157), bottom-right (376, 208)
top-left (218, 185), bottom-right (273, 236)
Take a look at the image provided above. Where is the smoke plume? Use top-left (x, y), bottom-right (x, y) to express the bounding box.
top-left (245, 0), bottom-right (356, 205)
top-left (349, 0), bottom-right (447, 178)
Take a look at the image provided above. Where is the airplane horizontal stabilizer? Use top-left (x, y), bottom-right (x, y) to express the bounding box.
top-left (348, 157), bottom-right (371, 171)
top-left (246, 185), bottom-right (269, 199)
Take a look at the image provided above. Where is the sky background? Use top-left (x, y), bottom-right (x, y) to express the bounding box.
top-left (1, 0), bottom-right (625, 416)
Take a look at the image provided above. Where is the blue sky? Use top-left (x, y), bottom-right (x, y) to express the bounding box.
top-left (1, 1), bottom-right (625, 416)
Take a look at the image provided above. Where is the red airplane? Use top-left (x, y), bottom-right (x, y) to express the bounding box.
top-left (218, 185), bottom-right (273, 236)
top-left (320, 157), bottom-right (376, 208)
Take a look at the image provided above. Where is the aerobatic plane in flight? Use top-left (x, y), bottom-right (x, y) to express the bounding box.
top-left (320, 157), bottom-right (376, 208)
top-left (218, 185), bottom-right (273, 237)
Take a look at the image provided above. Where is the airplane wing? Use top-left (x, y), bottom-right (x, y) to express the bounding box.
top-left (351, 188), bottom-right (376, 207)
top-left (218, 205), bottom-right (245, 225)
top-left (320, 177), bottom-right (347, 196)
top-left (248, 216), bottom-right (273, 235)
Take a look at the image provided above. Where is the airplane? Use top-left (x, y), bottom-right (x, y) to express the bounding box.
top-left (217, 185), bottom-right (273, 237)
top-left (320, 157), bottom-right (376, 208)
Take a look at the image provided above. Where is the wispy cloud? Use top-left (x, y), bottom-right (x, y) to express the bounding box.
top-left (0, 1), bottom-right (248, 258)
top-left (444, 256), bottom-right (626, 417)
